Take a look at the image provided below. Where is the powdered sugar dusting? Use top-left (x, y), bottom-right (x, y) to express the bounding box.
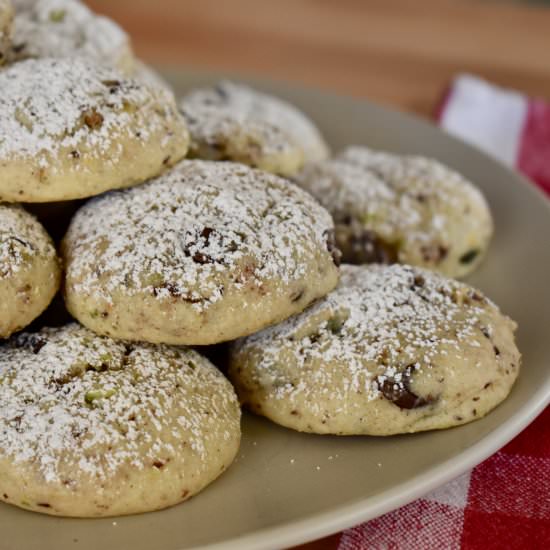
top-left (64, 160), bottom-right (335, 311)
top-left (0, 57), bottom-right (177, 170)
top-left (0, 324), bottom-right (240, 483)
top-left (233, 264), bottom-right (498, 404)
top-left (297, 146), bottom-right (492, 265)
top-left (10, 0), bottom-right (133, 72)
top-left (337, 146), bottom-right (489, 239)
top-left (180, 81), bottom-right (329, 163)
top-left (0, 204), bottom-right (56, 278)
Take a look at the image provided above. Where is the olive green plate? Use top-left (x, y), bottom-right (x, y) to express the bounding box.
top-left (2, 70), bottom-right (549, 550)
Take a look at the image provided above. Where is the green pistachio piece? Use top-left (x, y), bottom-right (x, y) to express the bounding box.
top-left (49, 9), bottom-right (66, 22)
top-left (85, 388), bottom-right (117, 404)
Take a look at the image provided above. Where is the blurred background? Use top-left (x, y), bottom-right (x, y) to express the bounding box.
top-left (86, 0), bottom-right (550, 117)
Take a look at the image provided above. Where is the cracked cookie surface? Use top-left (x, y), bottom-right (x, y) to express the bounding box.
top-left (62, 160), bottom-right (340, 345)
top-left (229, 264), bottom-right (520, 435)
top-left (0, 323), bottom-right (241, 517)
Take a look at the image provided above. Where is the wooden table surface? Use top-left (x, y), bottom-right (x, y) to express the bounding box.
top-left (86, 1), bottom-right (549, 548)
top-left (88, 0), bottom-right (550, 117)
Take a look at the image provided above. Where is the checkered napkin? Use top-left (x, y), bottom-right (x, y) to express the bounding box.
top-left (305, 75), bottom-right (550, 550)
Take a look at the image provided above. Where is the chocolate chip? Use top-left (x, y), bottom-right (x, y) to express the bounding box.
top-left (83, 109), bottom-right (104, 130)
top-left (378, 365), bottom-right (437, 410)
top-left (324, 229), bottom-right (342, 267)
top-left (308, 331), bottom-right (322, 344)
top-left (11, 415), bottom-right (23, 431)
top-left (13, 334), bottom-right (47, 354)
top-left (201, 227), bottom-right (214, 242)
top-left (348, 229), bottom-right (398, 264)
top-left (460, 249), bottom-right (480, 264)
top-left (420, 244), bottom-right (448, 264)
top-left (12, 43), bottom-right (26, 54)
top-left (410, 274), bottom-right (425, 291)
top-left (493, 345), bottom-right (501, 356)
top-left (227, 240), bottom-right (238, 252)
top-left (30, 337), bottom-right (46, 354)
top-left (470, 290), bottom-right (485, 302)
top-left (153, 460), bottom-right (165, 469)
top-left (69, 149), bottom-right (80, 159)
top-left (37, 503), bottom-right (51, 508)
top-left (192, 251), bottom-right (214, 264)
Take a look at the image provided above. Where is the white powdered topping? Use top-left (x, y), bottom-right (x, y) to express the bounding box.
top-left (0, 324), bottom-right (240, 483)
top-left (180, 81), bottom-right (329, 162)
top-left (298, 145), bottom-right (490, 247)
top-left (0, 57), bottom-right (173, 167)
top-left (10, 0), bottom-right (133, 71)
top-left (0, 204), bottom-right (56, 278)
top-left (65, 160), bottom-right (335, 310)
top-left (235, 264), bottom-right (495, 403)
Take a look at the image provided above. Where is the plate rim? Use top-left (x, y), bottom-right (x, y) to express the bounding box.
top-left (3, 68), bottom-right (549, 550)
top-left (161, 69), bottom-right (550, 550)
top-left (206, 390), bottom-right (550, 550)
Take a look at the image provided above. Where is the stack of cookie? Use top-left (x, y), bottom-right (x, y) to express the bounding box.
top-left (0, 0), bottom-right (520, 519)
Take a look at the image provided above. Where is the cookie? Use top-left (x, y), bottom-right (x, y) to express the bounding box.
top-left (229, 264), bottom-right (520, 435)
top-left (9, 0), bottom-right (134, 73)
top-left (297, 146), bottom-right (493, 278)
top-left (62, 160), bottom-right (341, 345)
top-left (0, 324), bottom-right (241, 517)
top-left (0, 57), bottom-right (189, 202)
top-left (0, 0), bottom-right (13, 65)
top-left (180, 81), bottom-right (330, 176)
top-left (0, 204), bottom-right (60, 338)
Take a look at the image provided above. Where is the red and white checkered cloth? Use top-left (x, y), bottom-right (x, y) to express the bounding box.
top-left (305, 75), bottom-right (550, 550)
